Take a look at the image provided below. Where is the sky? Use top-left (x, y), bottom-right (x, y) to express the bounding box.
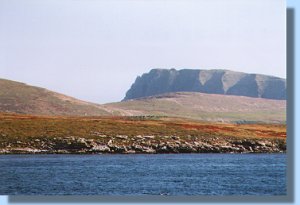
top-left (0, 0), bottom-right (286, 104)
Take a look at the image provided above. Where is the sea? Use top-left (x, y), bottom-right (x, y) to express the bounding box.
top-left (0, 154), bottom-right (286, 195)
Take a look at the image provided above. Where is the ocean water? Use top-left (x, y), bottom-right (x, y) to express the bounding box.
top-left (0, 154), bottom-right (286, 195)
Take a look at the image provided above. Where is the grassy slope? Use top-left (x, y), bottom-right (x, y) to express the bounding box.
top-left (107, 92), bottom-right (286, 123)
top-left (0, 78), bottom-right (111, 116)
top-left (0, 113), bottom-right (286, 149)
top-left (0, 78), bottom-right (286, 123)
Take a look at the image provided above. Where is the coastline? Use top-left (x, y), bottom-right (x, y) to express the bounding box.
top-left (0, 136), bottom-right (285, 154)
top-left (0, 115), bottom-right (286, 155)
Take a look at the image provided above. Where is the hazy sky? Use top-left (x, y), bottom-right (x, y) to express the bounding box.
top-left (0, 0), bottom-right (286, 103)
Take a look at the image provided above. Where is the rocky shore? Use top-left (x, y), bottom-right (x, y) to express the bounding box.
top-left (0, 134), bottom-right (286, 154)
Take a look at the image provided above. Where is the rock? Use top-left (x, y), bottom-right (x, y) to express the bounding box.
top-left (0, 149), bottom-right (9, 154)
top-left (125, 150), bottom-right (136, 154)
top-left (86, 139), bottom-right (95, 143)
top-left (90, 131), bottom-right (107, 137)
top-left (115, 135), bottom-right (128, 140)
top-left (141, 141), bottom-right (152, 146)
top-left (157, 146), bottom-right (170, 153)
top-left (0, 132), bottom-right (286, 154)
top-left (56, 150), bottom-right (70, 154)
top-left (130, 145), bottom-right (155, 153)
top-left (9, 148), bottom-right (47, 154)
top-left (64, 136), bottom-right (76, 141)
top-left (91, 145), bottom-right (110, 152)
top-left (220, 145), bottom-right (240, 153)
top-left (235, 145), bottom-right (246, 152)
top-left (174, 140), bottom-right (181, 144)
top-left (107, 139), bottom-right (113, 146)
top-left (198, 144), bottom-right (220, 153)
top-left (52, 138), bottom-right (89, 150)
top-left (193, 141), bottom-right (200, 146)
top-left (110, 145), bottom-right (127, 153)
top-left (171, 136), bottom-right (180, 140)
top-left (257, 141), bottom-right (267, 147)
top-left (132, 145), bottom-right (144, 152)
top-left (123, 69), bottom-right (286, 100)
top-left (135, 135), bottom-right (144, 139)
top-left (77, 138), bottom-right (88, 144)
top-left (144, 135), bottom-right (155, 139)
top-left (177, 145), bottom-right (197, 153)
top-left (143, 148), bottom-right (156, 153)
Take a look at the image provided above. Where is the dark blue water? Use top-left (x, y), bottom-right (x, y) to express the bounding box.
top-left (0, 154), bottom-right (286, 195)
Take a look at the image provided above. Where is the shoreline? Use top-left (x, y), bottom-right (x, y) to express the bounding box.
top-left (0, 115), bottom-right (286, 155)
top-left (0, 151), bottom-right (286, 155)
top-left (0, 136), bottom-right (286, 155)
top-left (0, 152), bottom-right (286, 155)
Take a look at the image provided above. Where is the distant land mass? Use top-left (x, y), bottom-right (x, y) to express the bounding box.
top-left (0, 74), bottom-right (287, 155)
top-left (0, 78), bottom-right (110, 116)
top-left (124, 69), bottom-right (286, 100)
top-left (0, 75), bottom-right (286, 123)
top-left (108, 92), bottom-right (286, 123)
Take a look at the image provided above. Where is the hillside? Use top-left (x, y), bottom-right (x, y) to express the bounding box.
top-left (124, 69), bottom-right (286, 100)
top-left (0, 78), bottom-right (286, 123)
top-left (108, 92), bottom-right (286, 123)
top-left (0, 78), bottom-right (111, 116)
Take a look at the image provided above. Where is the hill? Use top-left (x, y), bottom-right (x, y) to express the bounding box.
top-left (124, 69), bottom-right (286, 100)
top-left (0, 78), bottom-right (286, 123)
top-left (107, 92), bottom-right (286, 123)
top-left (0, 78), bottom-right (111, 116)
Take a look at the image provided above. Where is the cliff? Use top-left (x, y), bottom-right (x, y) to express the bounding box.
top-left (124, 69), bottom-right (286, 100)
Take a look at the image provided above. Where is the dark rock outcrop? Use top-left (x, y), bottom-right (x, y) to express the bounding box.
top-left (0, 135), bottom-right (285, 154)
top-left (124, 69), bottom-right (286, 100)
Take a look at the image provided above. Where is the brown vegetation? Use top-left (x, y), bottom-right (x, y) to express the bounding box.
top-left (0, 113), bottom-right (286, 154)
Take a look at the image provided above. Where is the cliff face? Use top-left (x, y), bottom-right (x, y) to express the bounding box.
top-left (124, 69), bottom-right (286, 100)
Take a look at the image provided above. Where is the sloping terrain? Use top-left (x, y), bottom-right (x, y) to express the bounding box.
top-left (124, 69), bottom-right (286, 100)
top-left (0, 78), bottom-right (111, 116)
top-left (0, 78), bottom-right (286, 123)
top-left (108, 92), bottom-right (286, 123)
